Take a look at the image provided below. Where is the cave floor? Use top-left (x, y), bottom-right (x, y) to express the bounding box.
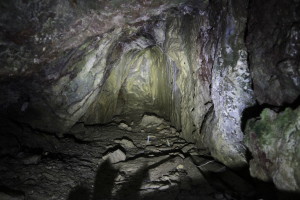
top-left (0, 118), bottom-right (266, 200)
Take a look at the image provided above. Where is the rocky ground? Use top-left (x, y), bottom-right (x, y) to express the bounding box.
top-left (0, 116), bottom-right (268, 200)
top-left (0, 115), bottom-right (289, 200)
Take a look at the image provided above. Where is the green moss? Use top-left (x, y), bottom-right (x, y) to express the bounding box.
top-left (277, 108), bottom-right (296, 130)
top-left (247, 107), bottom-right (300, 147)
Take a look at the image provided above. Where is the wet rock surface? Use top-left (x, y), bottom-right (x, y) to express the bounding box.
top-left (0, 119), bottom-right (259, 200)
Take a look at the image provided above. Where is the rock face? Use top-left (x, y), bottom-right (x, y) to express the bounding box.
top-left (139, 115), bottom-right (164, 127)
top-left (246, 0), bottom-right (300, 106)
top-left (103, 149), bottom-right (126, 164)
top-left (0, 0), bottom-right (186, 133)
top-left (0, 0), bottom-right (255, 168)
top-left (242, 0), bottom-right (300, 191)
top-left (208, 0), bottom-right (254, 167)
top-left (245, 107), bottom-right (300, 192)
top-left (1, 0), bottom-right (299, 172)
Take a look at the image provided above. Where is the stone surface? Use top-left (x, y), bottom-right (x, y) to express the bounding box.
top-left (0, 0), bottom-right (298, 176)
top-left (0, 0), bottom-right (256, 168)
top-left (139, 115), bottom-right (165, 128)
top-left (102, 149), bottom-right (126, 164)
top-left (114, 138), bottom-right (136, 149)
top-left (207, 0), bottom-right (254, 167)
top-left (0, 0), bottom-right (186, 133)
top-left (0, 1), bottom-right (255, 168)
top-left (246, 0), bottom-right (300, 106)
top-left (118, 123), bottom-right (132, 131)
top-left (245, 106), bottom-right (300, 192)
top-left (0, 119), bottom-right (265, 200)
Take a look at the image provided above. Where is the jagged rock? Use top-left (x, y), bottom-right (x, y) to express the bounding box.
top-left (148, 156), bottom-right (183, 181)
top-left (114, 138), bottom-right (136, 149)
top-left (141, 182), bottom-right (165, 190)
top-left (170, 127), bottom-right (177, 134)
top-left (163, 173), bottom-right (180, 182)
top-left (156, 124), bottom-right (170, 130)
top-left (247, 0), bottom-right (300, 106)
top-left (208, 0), bottom-right (255, 167)
top-left (114, 155), bottom-right (170, 176)
top-left (198, 160), bottom-right (226, 173)
top-left (169, 152), bottom-right (185, 159)
top-left (158, 185), bottom-right (170, 191)
top-left (158, 129), bottom-right (170, 134)
top-left (181, 144), bottom-right (197, 154)
top-left (176, 164), bottom-right (184, 170)
top-left (245, 107), bottom-right (300, 192)
top-left (102, 149), bottom-right (126, 164)
top-left (118, 123), bottom-right (132, 131)
top-left (139, 115), bottom-right (165, 128)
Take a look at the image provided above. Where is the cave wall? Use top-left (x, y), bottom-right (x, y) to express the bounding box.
top-left (0, 0), bottom-right (254, 168)
top-left (82, 45), bottom-right (175, 124)
top-left (79, 1), bottom-right (255, 168)
top-left (244, 0), bottom-right (300, 192)
top-left (0, 0), bottom-right (299, 180)
top-left (246, 0), bottom-right (300, 106)
top-left (0, 0), bottom-right (186, 133)
top-left (201, 0), bottom-right (254, 167)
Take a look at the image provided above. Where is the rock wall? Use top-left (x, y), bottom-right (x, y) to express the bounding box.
top-left (3, 0), bottom-right (299, 173)
top-left (0, 0), bottom-right (186, 133)
top-left (206, 0), bottom-right (254, 167)
top-left (82, 45), bottom-right (174, 124)
top-left (245, 107), bottom-right (300, 192)
top-left (246, 0), bottom-right (300, 106)
top-left (80, 1), bottom-right (255, 169)
top-left (244, 0), bottom-right (300, 191)
top-left (0, 1), bottom-right (256, 168)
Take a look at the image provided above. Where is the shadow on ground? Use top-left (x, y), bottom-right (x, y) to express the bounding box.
top-left (67, 159), bottom-right (148, 200)
top-left (67, 159), bottom-right (300, 200)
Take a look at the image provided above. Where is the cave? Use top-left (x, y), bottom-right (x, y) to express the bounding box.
top-left (0, 0), bottom-right (300, 199)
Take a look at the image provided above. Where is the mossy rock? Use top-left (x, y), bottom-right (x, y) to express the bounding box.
top-left (245, 106), bottom-right (300, 191)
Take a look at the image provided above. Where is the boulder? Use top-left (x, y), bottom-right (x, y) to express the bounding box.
top-left (102, 149), bottom-right (126, 164)
top-left (114, 138), bottom-right (136, 149)
top-left (245, 107), bottom-right (300, 192)
top-left (139, 115), bottom-right (165, 128)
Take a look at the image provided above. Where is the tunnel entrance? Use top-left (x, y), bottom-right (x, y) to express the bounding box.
top-left (82, 46), bottom-right (179, 127)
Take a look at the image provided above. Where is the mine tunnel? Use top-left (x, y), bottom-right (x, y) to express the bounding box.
top-left (0, 0), bottom-right (300, 199)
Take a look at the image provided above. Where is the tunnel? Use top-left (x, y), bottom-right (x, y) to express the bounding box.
top-left (0, 0), bottom-right (300, 199)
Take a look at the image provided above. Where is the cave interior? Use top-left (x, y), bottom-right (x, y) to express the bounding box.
top-left (0, 0), bottom-right (300, 200)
